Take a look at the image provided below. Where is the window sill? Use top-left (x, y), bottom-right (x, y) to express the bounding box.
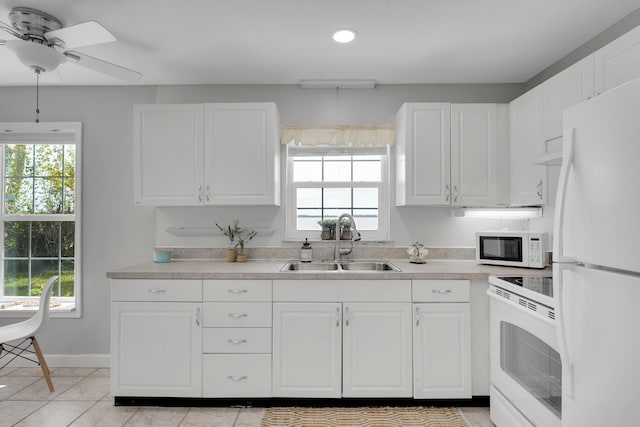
top-left (0, 302), bottom-right (78, 318)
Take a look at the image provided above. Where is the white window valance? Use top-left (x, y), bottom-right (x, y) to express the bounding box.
top-left (280, 125), bottom-right (395, 147)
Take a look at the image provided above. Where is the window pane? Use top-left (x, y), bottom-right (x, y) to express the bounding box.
top-left (323, 188), bottom-right (351, 210)
top-left (63, 176), bottom-right (75, 214)
top-left (353, 159), bottom-right (381, 181)
top-left (297, 209), bottom-right (322, 230)
top-left (61, 260), bottom-right (75, 297)
top-left (293, 160), bottom-right (322, 181)
top-left (354, 209), bottom-right (379, 230)
top-left (5, 177), bottom-right (34, 214)
top-left (297, 188), bottom-right (321, 208)
top-left (353, 188), bottom-right (378, 208)
top-left (3, 259), bottom-right (29, 297)
top-left (4, 221), bottom-right (29, 257)
top-left (61, 221), bottom-right (75, 257)
top-left (34, 145), bottom-right (63, 177)
top-left (63, 145), bottom-right (76, 177)
top-left (34, 178), bottom-right (64, 214)
top-left (5, 145), bottom-right (34, 178)
top-left (31, 221), bottom-right (60, 257)
top-left (31, 259), bottom-right (59, 294)
top-left (324, 160), bottom-right (351, 181)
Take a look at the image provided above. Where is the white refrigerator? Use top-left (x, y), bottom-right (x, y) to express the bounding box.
top-left (554, 77), bottom-right (640, 426)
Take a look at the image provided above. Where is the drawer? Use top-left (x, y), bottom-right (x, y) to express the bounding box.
top-left (203, 280), bottom-right (272, 302)
top-left (111, 279), bottom-right (202, 302)
top-left (273, 280), bottom-right (411, 302)
top-left (203, 354), bottom-right (271, 397)
top-left (412, 280), bottom-right (470, 302)
top-left (203, 302), bottom-right (272, 327)
top-left (203, 327), bottom-right (271, 353)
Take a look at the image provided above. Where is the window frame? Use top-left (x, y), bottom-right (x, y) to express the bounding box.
top-left (0, 122), bottom-right (82, 318)
top-left (285, 145), bottom-right (390, 241)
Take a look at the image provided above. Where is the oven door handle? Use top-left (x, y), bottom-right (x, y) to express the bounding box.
top-left (554, 266), bottom-right (574, 399)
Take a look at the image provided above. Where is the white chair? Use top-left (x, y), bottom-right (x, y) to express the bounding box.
top-left (0, 276), bottom-right (58, 391)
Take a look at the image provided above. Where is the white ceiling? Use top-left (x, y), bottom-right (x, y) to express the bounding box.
top-left (1, 0), bottom-right (640, 86)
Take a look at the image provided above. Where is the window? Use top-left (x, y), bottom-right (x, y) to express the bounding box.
top-left (286, 146), bottom-right (389, 240)
top-left (0, 123), bottom-right (81, 316)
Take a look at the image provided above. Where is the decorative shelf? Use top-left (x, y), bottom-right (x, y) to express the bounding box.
top-left (533, 151), bottom-right (563, 166)
top-left (166, 226), bottom-right (276, 237)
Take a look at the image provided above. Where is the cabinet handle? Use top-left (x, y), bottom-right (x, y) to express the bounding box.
top-left (206, 185), bottom-right (211, 202)
top-left (227, 339), bottom-right (247, 345)
top-left (228, 289), bottom-right (248, 294)
top-left (453, 185), bottom-right (458, 203)
top-left (415, 306), bottom-right (420, 326)
top-left (146, 288), bottom-right (167, 294)
top-left (228, 313), bottom-right (248, 318)
top-left (198, 186), bottom-right (202, 202)
top-left (537, 179), bottom-right (543, 199)
top-left (195, 307), bottom-right (201, 326)
top-left (336, 307), bottom-right (340, 327)
top-left (431, 289), bottom-right (452, 294)
top-left (445, 184), bottom-right (450, 202)
top-left (345, 306), bottom-right (350, 327)
top-left (227, 375), bottom-right (247, 382)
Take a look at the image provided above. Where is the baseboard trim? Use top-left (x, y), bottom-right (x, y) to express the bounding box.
top-left (115, 396), bottom-right (490, 408)
top-left (3, 354), bottom-right (110, 368)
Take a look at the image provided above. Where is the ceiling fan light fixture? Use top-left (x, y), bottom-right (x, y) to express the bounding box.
top-left (6, 39), bottom-right (65, 72)
top-left (332, 29), bottom-right (357, 43)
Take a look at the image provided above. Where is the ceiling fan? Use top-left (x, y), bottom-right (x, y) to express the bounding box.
top-left (0, 6), bottom-right (142, 81)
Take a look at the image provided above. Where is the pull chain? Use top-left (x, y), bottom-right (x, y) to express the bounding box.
top-left (35, 69), bottom-right (40, 124)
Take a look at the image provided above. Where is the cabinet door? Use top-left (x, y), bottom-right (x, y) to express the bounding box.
top-left (203, 103), bottom-right (280, 206)
top-left (543, 55), bottom-right (594, 143)
top-left (111, 302), bottom-right (202, 397)
top-left (395, 103), bottom-right (451, 206)
top-left (342, 303), bottom-right (412, 397)
top-left (272, 303), bottom-right (342, 397)
top-left (133, 104), bottom-right (204, 205)
top-left (413, 303), bottom-right (471, 399)
top-left (509, 87), bottom-right (547, 206)
top-left (451, 104), bottom-right (497, 206)
top-left (595, 25), bottom-right (640, 95)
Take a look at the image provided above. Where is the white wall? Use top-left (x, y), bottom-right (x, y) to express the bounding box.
top-left (1, 82), bottom-right (537, 359)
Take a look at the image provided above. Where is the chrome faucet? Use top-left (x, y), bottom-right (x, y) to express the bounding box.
top-left (334, 213), bottom-right (361, 262)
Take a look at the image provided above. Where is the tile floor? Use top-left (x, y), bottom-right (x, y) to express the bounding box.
top-left (0, 367), bottom-right (494, 427)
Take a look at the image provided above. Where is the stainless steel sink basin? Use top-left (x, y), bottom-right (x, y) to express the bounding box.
top-left (280, 260), bottom-right (400, 272)
top-left (280, 261), bottom-right (340, 271)
top-left (340, 261), bottom-right (401, 271)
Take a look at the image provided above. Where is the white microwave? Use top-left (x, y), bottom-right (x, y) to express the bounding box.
top-left (476, 231), bottom-right (549, 269)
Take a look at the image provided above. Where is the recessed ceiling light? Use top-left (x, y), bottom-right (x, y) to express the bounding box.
top-left (333, 29), bottom-right (357, 43)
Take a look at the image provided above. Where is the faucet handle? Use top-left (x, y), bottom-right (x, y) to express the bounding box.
top-left (353, 231), bottom-right (362, 242)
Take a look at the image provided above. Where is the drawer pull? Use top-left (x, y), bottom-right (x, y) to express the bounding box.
top-left (228, 289), bottom-right (248, 294)
top-left (146, 288), bottom-right (167, 294)
top-left (431, 289), bottom-right (452, 294)
top-left (227, 375), bottom-right (247, 382)
top-left (228, 313), bottom-right (248, 318)
top-left (227, 339), bottom-right (247, 345)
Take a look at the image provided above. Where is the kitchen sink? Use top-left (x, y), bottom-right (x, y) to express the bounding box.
top-left (340, 261), bottom-right (401, 271)
top-left (280, 260), bottom-right (400, 272)
top-left (280, 261), bottom-right (340, 271)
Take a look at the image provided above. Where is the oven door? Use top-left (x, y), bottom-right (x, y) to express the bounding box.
top-left (488, 290), bottom-right (561, 427)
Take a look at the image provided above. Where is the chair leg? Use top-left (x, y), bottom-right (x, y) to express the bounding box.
top-left (31, 337), bottom-right (54, 392)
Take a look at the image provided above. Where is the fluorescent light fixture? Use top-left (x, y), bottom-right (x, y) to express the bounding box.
top-left (333, 29), bottom-right (357, 43)
top-left (454, 207), bottom-right (543, 219)
top-left (300, 79), bottom-right (376, 89)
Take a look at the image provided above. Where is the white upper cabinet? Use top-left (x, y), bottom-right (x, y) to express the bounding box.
top-left (450, 104), bottom-right (498, 207)
top-left (543, 55), bottom-right (594, 143)
top-left (396, 103), bottom-right (451, 206)
top-left (134, 102), bottom-right (280, 206)
top-left (396, 102), bottom-right (501, 207)
top-left (509, 86), bottom-right (547, 206)
top-left (134, 104), bottom-right (204, 205)
top-left (595, 25), bottom-right (640, 95)
top-left (203, 103), bottom-right (280, 206)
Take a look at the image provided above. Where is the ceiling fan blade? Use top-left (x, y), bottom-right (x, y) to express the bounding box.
top-left (0, 19), bottom-right (23, 39)
top-left (46, 21), bottom-right (115, 49)
top-left (63, 50), bottom-right (142, 82)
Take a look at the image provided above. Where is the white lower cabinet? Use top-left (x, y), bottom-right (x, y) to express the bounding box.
top-left (110, 300), bottom-right (203, 397)
top-left (413, 280), bottom-right (472, 399)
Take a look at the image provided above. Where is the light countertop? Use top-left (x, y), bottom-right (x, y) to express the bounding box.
top-left (107, 259), bottom-right (552, 281)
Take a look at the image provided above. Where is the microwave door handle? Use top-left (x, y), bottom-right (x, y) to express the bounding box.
top-left (553, 128), bottom-right (575, 263)
top-left (554, 266), bottom-right (575, 399)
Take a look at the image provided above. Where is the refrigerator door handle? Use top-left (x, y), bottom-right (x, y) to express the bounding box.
top-left (553, 128), bottom-right (576, 263)
top-left (555, 266), bottom-right (574, 399)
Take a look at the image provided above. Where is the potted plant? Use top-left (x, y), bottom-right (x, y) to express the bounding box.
top-left (235, 229), bottom-right (257, 263)
top-left (340, 218), bottom-right (352, 240)
top-left (317, 218), bottom-right (337, 240)
top-left (216, 220), bottom-right (241, 262)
